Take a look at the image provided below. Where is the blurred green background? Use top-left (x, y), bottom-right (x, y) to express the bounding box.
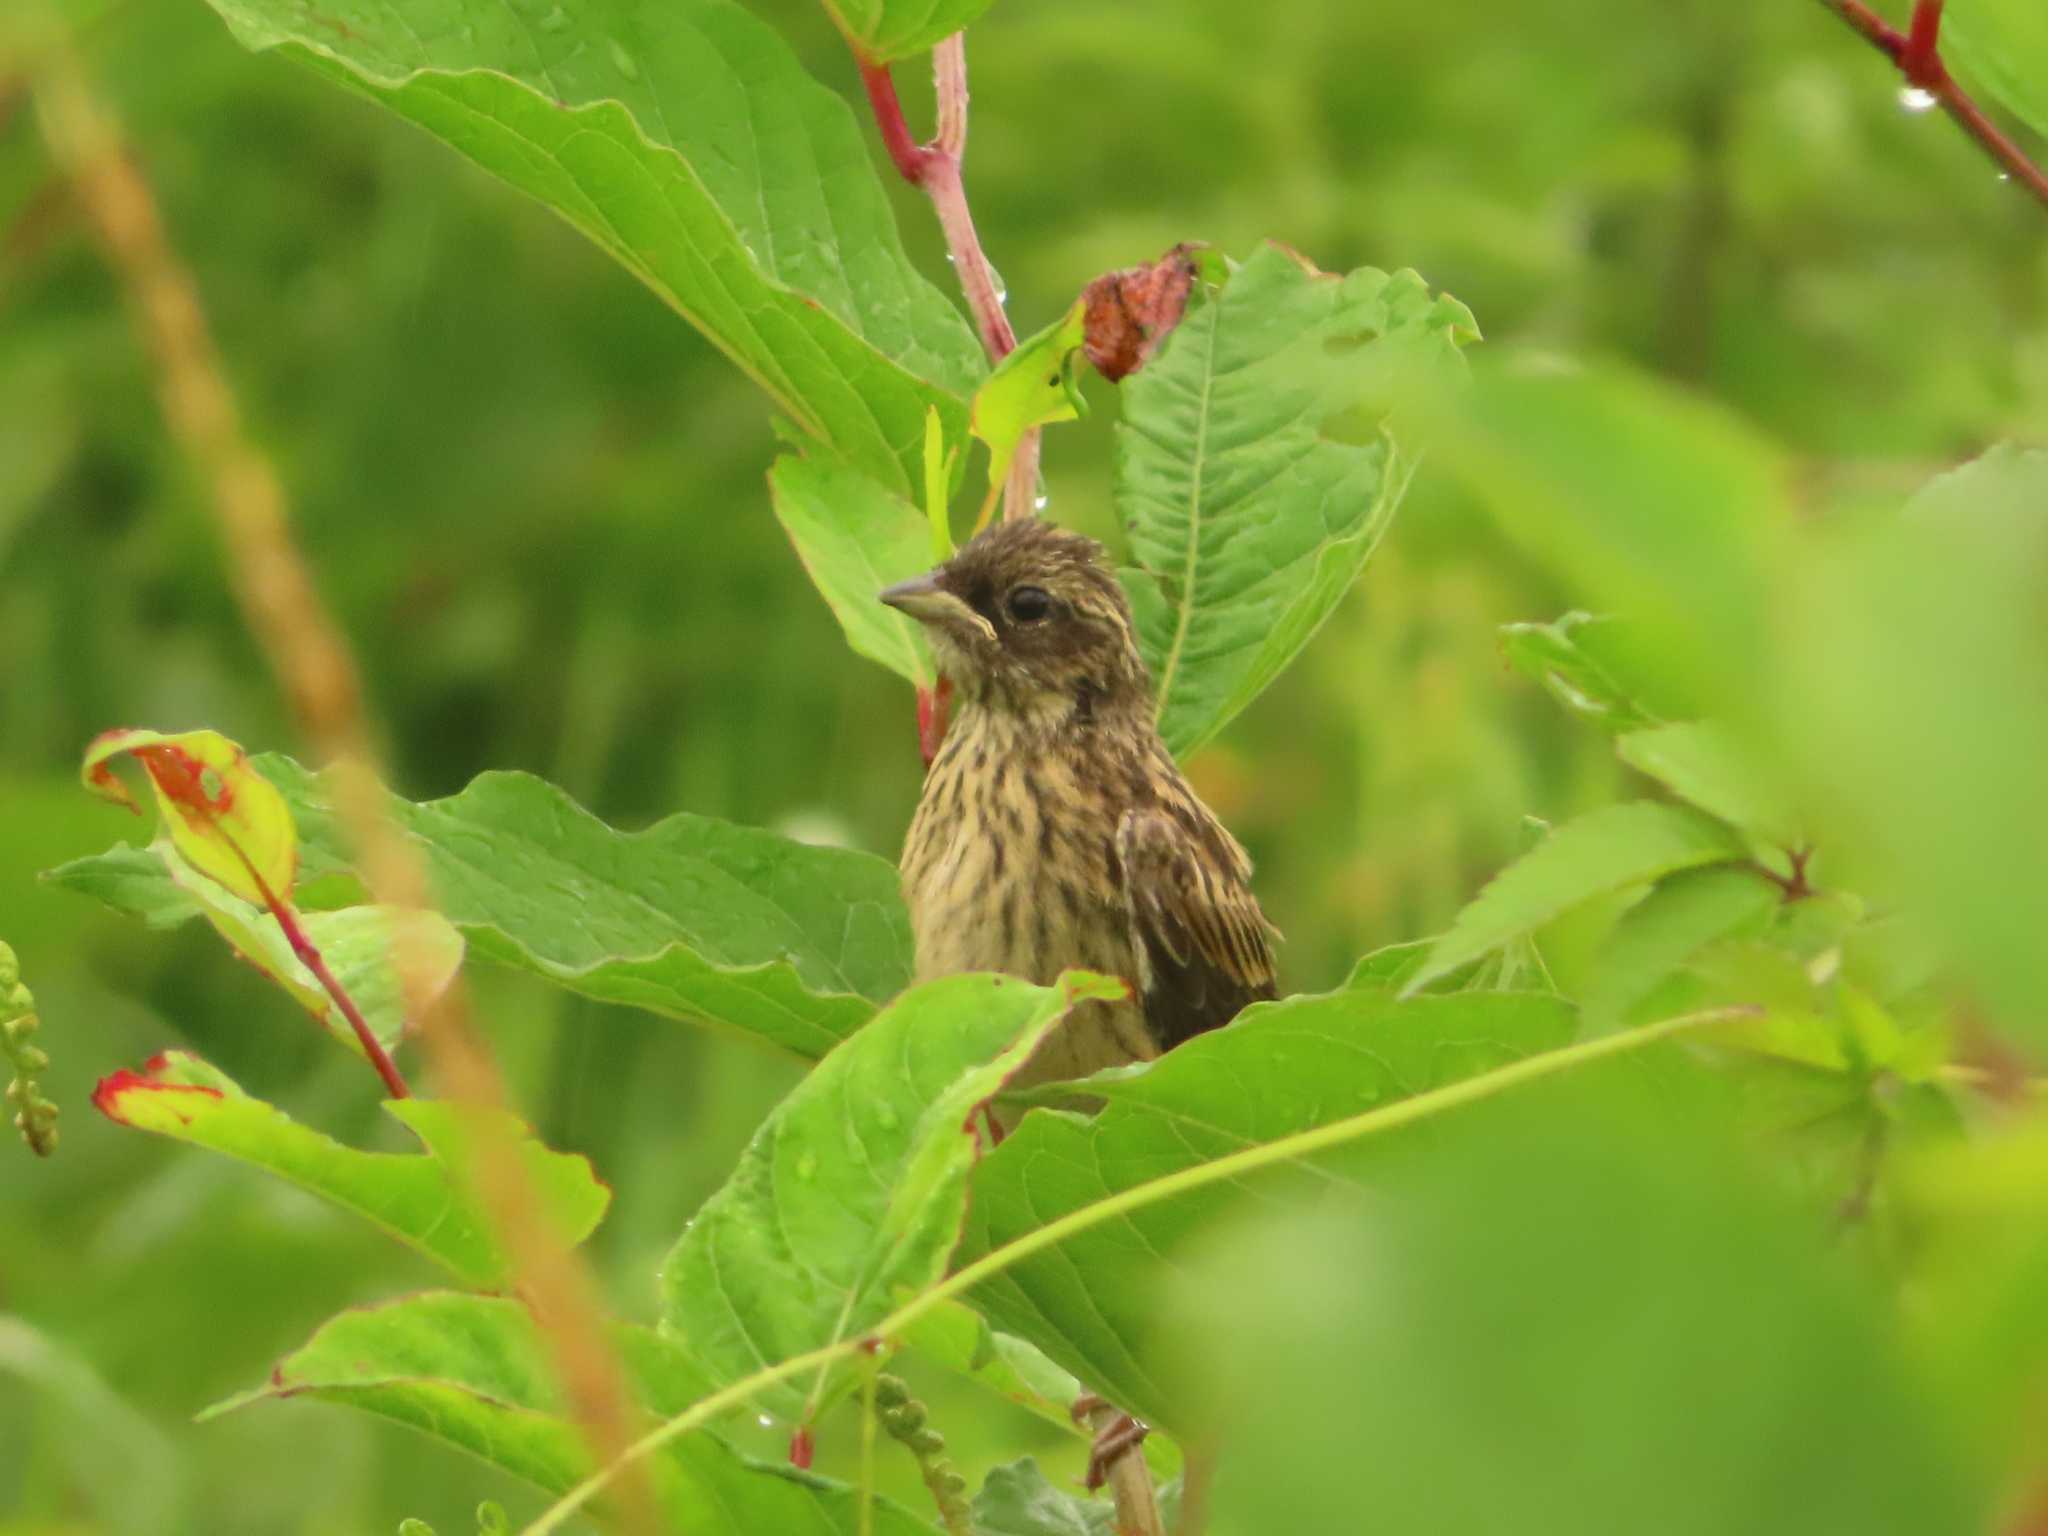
top-left (2, 0), bottom-right (2041, 1529)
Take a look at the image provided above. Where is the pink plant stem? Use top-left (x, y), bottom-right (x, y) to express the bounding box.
top-left (1823, 0), bottom-right (2048, 211)
top-left (859, 37), bottom-right (1042, 521)
top-left (245, 861), bottom-right (412, 1100)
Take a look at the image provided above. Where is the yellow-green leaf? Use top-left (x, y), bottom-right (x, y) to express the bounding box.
top-left (80, 728), bottom-right (296, 907)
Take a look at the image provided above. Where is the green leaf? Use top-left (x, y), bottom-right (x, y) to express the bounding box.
top-left (79, 727), bottom-right (297, 907)
top-left (50, 839), bottom-right (461, 1061)
top-left (1172, 1081), bottom-right (1982, 1536)
top-left (278, 761), bottom-right (910, 1059)
top-left (662, 972), bottom-right (1123, 1418)
top-left (820, 0), bottom-right (997, 64)
top-left (1117, 243), bottom-right (1476, 757)
top-left (56, 764), bottom-right (909, 1057)
top-left (91, 1053), bottom-right (605, 1288)
top-left (970, 1458), bottom-right (1123, 1536)
top-left (208, 1293), bottom-right (943, 1534)
top-left (971, 298), bottom-right (1088, 515)
top-left (1946, 0), bottom-right (2048, 142)
top-left (1581, 865), bottom-right (1780, 1029)
top-left (893, 1302), bottom-right (1182, 1478)
top-left (1778, 444), bottom-right (2048, 1045)
top-left (958, 988), bottom-right (1577, 1428)
top-left (770, 449), bottom-right (936, 687)
top-left (1448, 363), bottom-right (1789, 718)
top-left (1616, 720), bottom-right (1797, 845)
top-left (1406, 801), bottom-right (1745, 995)
top-left (1497, 612), bottom-right (1663, 734)
top-left (199, 0), bottom-right (984, 495)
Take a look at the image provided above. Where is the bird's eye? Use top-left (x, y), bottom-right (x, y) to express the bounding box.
top-left (1005, 585), bottom-right (1054, 624)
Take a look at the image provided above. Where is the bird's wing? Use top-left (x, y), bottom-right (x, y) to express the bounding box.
top-left (1116, 808), bottom-right (1278, 1052)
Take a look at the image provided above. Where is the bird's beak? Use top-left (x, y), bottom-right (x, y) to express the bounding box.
top-left (879, 572), bottom-right (991, 640)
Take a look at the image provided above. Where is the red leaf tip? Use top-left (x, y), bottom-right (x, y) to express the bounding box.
top-left (93, 1062), bottom-right (223, 1125)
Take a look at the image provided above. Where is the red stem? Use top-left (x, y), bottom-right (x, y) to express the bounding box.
top-left (271, 891), bottom-right (413, 1099)
top-left (1822, 0), bottom-right (2048, 211)
top-left (859, 59), bottom-right (941, 188)
top-left (237, 851), bottom-right (412, 1099)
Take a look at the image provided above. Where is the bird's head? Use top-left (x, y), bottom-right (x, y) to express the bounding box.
top-left (879, 520), bottom-right (1150, 719)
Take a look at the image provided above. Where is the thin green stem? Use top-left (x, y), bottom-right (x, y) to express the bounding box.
top-left (517, 1004), bottom-right (1750, 1535)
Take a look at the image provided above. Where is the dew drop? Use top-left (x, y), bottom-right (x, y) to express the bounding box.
top-left (1898, 85), bottom-right (1937, 114)
top-left (1033, 493), bottom-right (1050, 511)
top-left (757, 1414), bottom-right (777, 1430)
top-left (796, 1151), bottom-right (819, 1180)
top-left (873, 1105), bottom-right (900, 1131)
top-left (1998, 171), bottom-right (2013, 182)
top-left (609, 38), bottom-right (641, 80)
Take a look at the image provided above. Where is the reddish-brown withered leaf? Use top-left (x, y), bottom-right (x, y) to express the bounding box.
top-left (1082, 243), bottom-right (1203, 383)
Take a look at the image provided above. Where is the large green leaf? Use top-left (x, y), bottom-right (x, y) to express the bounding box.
top-left (661, 972), bottom-right (1122, 1419)
top-left (820, 0), bottom-right (997, 64)
top-left (1406, 801), bottom-right (1745, 994)
top-left (91, 1053), bottom-right (606, 1288)
top-left (1947, 0), bottom-right (2048, 143)
top-left (1117, 243), bottom-right (1476, 757)
top-left (208, 1292), bottom-right (943, 1535)
top-left (281, 761), bottom-right (911, 1058)
top-left (1775, 444), bottom-right (2048, 1045)
top-left (1173, 1083), bottom-right (1982, 1536)
top-left (770, 448), bottom-right (936, 687)
top-left (957, 987), bottom-right (1577, 1428)
top-left (56, 763), bottom-right (908, 1057)
top-left (199, 0), bottom-right (984, 495)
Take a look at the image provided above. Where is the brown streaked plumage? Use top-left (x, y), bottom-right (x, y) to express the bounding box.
top-left (882, 518), bottom-right (1277, 1099)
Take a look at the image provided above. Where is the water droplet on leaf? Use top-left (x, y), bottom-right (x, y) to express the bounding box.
top-left (796, 1151), bottom-right (818, 1180)
top-left (1898, 86), bottom-right (1937, 114)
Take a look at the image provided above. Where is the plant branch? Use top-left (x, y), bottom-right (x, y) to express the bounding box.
top-left (1080, 1397), bottom-right (1166, 1536)
top-left (1817, 0), bottom-right (2048, 211)
top-left (858, 36), bottom-right (1041, 521)
top-left (35, 52), bottom-right (661, 1536)
top-left (518, 1004), bottom-right (1756, 1535)
top-left (244, 862), bottom-right (411, 1100)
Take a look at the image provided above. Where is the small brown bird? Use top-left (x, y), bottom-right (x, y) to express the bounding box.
top-left (882, 518), bottom-right (1277, 1099)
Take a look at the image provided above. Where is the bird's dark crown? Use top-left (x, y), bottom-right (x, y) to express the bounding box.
top-left (883, 519), bottom-right (1151, 717)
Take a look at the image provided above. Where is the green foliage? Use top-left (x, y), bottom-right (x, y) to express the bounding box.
top-left (1117, 245), bottom-right (1475, 757)
top-left (95, 1052), bottom-right (607, 1289)
top-left (1947, 0), bottom-right (2048, 140)
top-left (771, 447), bottom-right (938, 687)
top-left (1407, 802), bottom-right (1745, 993)
top-left (817, 0), bottom-right (997, 64)
top-left (49, 840), bottom-right (463, 1059)
top-left (9, 0), bottom-right (2048, 1530)
top-left (971, 1458), bottom-right (1127, 1536)
top-left (0, 941), bottom-right (58, 1156)
top-left (199, 0), bottom-right (984, 496)
top-left (208, 1293), bottom-right (947, 1533)
top-left (660, 972), bottom-right (1120, 1417)
top-left (1174, 1082), bottom-right (1984, 1536)
top-left (274, 759), bottom-right (914, 1058)
top-left (960, 988), bottom-right (1578, 1428)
